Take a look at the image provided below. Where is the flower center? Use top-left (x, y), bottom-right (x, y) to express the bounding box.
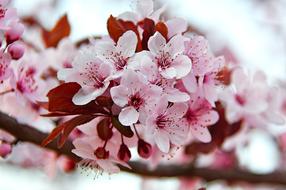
top-left (81, 62), bottom-right (105, 88)
top-left (156, 114), bottom-right (171, 129)
top-left (156, 52), bottom-right (172, 70)
top-left (235, 94), bottom-right (246, 106)
top-left (111, 53), bottom-right (127, 71)
top-left (17, 67), bottom-right (38, 94)
top-left (128, 92), bottom-right (144, 110)
top-left (0, 7), bottom-right (7, 19)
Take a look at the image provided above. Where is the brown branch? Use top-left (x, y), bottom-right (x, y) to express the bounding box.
top-left (1, 111), bottom-right (286, 186)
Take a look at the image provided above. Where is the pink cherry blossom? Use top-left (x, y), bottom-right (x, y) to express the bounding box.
top-left (110, 69), bottom-right (162, 126)
top-left (118, 0), bottom-right (166, 23)
top-left (148, 32), bottom-right (192, 79)
top-left (10, 54), bottom-right (45, 103)
top-left (0, 0), bottom-right (17, 31)
top-left (94, 30), bottom-right (137, 77)
top-left (0, 50), bottom-right (12, 82)
top-left (128, 52), bottom-right (190, 103)
top-left (58, 46), bottom-right (113, 105)
top-left (143, 97), bottom-right (189, 153)
top-left (220, 68), bottom-right (269, 126)
top-left (72, 117), bottom-right (132, 174)
top-left (182, 36), bottom-right (226, 106)
top-left (185, 93), bottom-right (219, 143)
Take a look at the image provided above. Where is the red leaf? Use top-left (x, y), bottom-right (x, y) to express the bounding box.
top-left (141, 18), bottom-right (156, 50)
top-left (111, 116), bottom-right (134, 138)
top-left (97, 118), bottom-right (113, 141)
top-left (141, 18), bottom-right (168, 50)
top-left (42, 14), bottom-right (71, 48)
top-left (42, 115), bottom-right (95, 147)
top-left (58, 115), bottom-right (96, 147)
top-left (46, 82), bottom-right (108, 115)
top-left (155, 22), bottom-right (168, 39)
top-left (41, 123), bottom-right (65, 147)
top-left (107, 15), bottom-right (142, 51)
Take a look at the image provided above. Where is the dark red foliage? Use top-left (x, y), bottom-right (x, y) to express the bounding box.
top-left (185, 102), bottom-right (242, 155)
top-left (141, 18), bottom-right (168, 50)
top-left (111, 116), bottom-right (134, 138)
top-left (42, 14), bottom-right (71, 48)
top-left (42, 115), bottom-right (96, 148)
top-left (107, 15), bottom-right (142, 51)
top-left (45, 82), bottom-right (109, 116)
top-left (97, 118), bottom-right (113, 141)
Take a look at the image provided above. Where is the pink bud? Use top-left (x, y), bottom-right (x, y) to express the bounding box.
top-left (8, 42), bottom-right (25, 60)
top-left (57, 156), bottom-right (76, 173)
top-left (117, 144), bottom-right (131, 162)
top-left (0, 143), bottom-right (12, 158)
top-left (137, 139), bottom-right (152, 159)
top-left (5, 22), bottom-right (24, 44)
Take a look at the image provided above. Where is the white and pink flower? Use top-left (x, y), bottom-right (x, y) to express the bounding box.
top-left (110, 70), bottom-right (162, 126)
top-left (185, 93), bottom-right (219, 143)
top-left (148, 32), bottom-right (192, 79)
top-left (143, 97), bottom-right (189, 153)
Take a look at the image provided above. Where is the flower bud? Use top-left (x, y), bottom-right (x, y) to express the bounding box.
top-left (8, 42), bottom-right (25, 60)
top-left (5, 22), bottom-right (24, 44)
top-left (0, 142), bottom-right (12, 158)
top-left (94, 147), bottom-right (109, 159)
top-left (57, 156), bottom-right (76, 173)
top-left (117, 144), bottom-right (131, 162)
top-left (137, 139), bottom-right (152, 159)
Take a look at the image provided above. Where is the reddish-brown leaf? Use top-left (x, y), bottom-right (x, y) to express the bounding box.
top-left (111, 116), bottom-right (134, 138)
top-left (42, 14), bottom-right (71, 48)
top-left (107, 15), bottom-right (142, 51)
top-left (155, 22), bottom-right (168, 39)
top-left (97, 118), bottom-right (113, 141)
top-left (58, 115), bottom-right (96, 147)
top-left (46, 82), bottom-right (108, 115)
top-left (141, 18), bottom-right (168, 50)
top-left (141, 18), bottom-right (156, 50)
top-left (41, 123), bottom-right (65, 147)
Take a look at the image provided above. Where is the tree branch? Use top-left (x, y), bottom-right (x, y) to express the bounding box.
top-left (1, 111), bottom-right (286, 186)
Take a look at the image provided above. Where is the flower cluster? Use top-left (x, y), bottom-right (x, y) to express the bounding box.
top-left (0, 0), bottom-right (24, 83)
top-left (49, 0), bottom-right (226, 173)
top-left (1, 0), bottom-right (285, 180)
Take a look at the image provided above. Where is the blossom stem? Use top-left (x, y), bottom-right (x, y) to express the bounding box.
top-left (0, 89), bottom-right (14, 96)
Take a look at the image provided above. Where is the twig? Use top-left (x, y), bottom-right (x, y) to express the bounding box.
top-left (1, 111), bottom-right (286, 186)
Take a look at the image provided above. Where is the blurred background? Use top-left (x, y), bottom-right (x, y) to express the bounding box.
top-left (1, 0), bottom-right (286, 189)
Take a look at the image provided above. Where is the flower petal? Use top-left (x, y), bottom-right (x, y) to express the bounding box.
top-left (182, 72), bottom-right (197, 93)
top-left (117, 31), bottom-right (137, 58)
top-left (154, 130), bottom-right (170, 153)
top-left (160, 67), bottom-right (177, 79)
top-left (166, 18), bottom-right (187, 38)
top-left (190, 124), bottom-right (211, 143)
top-left (166, 102), bottom-right (188, 118)
top-left (148, 32), bottom-right (166, 55)
top-left (72, 85), bottom-right (108, 105)
top-left (119, 106), bottom-right (139, 126)
top-left (197, 110), bottom-right (219, 126)
top-left (136, 0), bottom-right (153, 18)
top-left (166, 89), bottom-right (190, 103)
top-left (172, 55), bottom-right (192, 79)
top-left (110, 86), bottom-right (129, 107)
